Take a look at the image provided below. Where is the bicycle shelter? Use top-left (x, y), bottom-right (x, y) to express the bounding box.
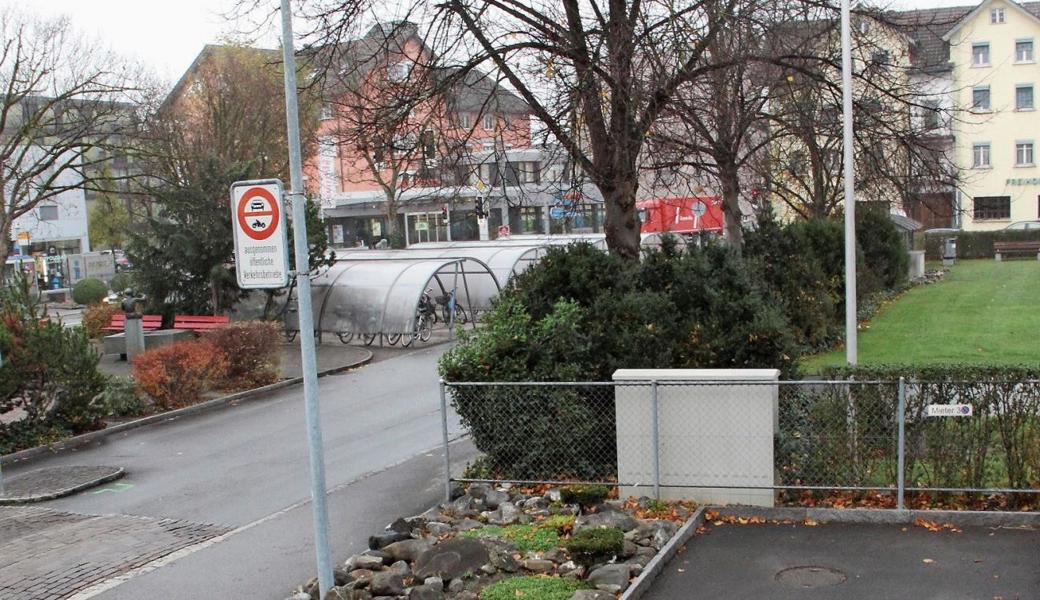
top-left (302, 257), bottom-right (499, 337)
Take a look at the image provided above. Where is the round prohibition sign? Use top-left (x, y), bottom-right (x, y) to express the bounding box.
top-left (237, 187), bottom-right (280, 241)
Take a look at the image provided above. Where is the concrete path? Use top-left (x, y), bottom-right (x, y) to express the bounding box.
top-left (648, 520), bottom-right (1040, 600)
top-left (0, 342), bottom-right (472, 599)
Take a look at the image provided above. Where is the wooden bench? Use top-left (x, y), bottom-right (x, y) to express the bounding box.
top-left (994, 241), bottom-right (1040, 261)
top-left (172, 315), bottom-right (231, 333)
top-left (102, 313), bottom-right (163, 333)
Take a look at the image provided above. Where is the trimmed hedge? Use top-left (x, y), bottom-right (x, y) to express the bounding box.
top-left (923, 229), bottom-right (1040, 260)
top-left (72, 278), bottom-right (107, 305)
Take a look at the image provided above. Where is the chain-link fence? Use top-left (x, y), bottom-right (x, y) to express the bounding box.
top-left (439, 379), bottom-right (1040, 509)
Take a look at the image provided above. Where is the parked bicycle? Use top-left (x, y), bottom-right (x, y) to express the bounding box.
top-left (403, 289), bottom-right (436, 347)
top-left (434, 288), bottom-right (469, 325)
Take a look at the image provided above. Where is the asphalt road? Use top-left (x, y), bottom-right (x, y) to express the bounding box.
top-left (4, 342), bottom-right (474, 599)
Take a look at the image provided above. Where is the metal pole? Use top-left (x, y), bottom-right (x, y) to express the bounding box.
top-left (897, 377), bottom-right (906, 510)
top-left (841, 0), bottom-right (858, 365)
top-left (280, 1), bottom-right (333, 596)
top-left (651, 380), bottom-right (661, 501)
top-left (440, 379), bottom-right (452, 503)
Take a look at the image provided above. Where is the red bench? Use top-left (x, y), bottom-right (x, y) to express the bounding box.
top-left (103, 313), bottom-right (163, 333)
top-left (172, 315), bottom-right (230, 333)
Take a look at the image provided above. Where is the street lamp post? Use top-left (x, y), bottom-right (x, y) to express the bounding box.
top-left (841, 0), bottom-right (858, 365)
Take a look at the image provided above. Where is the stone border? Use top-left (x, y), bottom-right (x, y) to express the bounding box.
top-left (713, 505), bottom-right (1040, 528)
top-left (620, 507), bottom-right (705, 600)
top-left (1, 350), bottom-right (373, 467)
top-left (0, 466), bottom-right (125, 505)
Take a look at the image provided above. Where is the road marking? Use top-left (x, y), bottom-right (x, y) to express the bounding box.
top-left (67, 437), bottom-right (471, 599)
top-left (93, 482), bottom-right (134, 494)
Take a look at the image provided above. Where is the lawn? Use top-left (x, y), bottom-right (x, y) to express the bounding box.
top-left (802, 259), bottom-right (1040, 371)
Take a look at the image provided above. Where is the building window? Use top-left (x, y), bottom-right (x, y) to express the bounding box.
top-left (921, 100), bottom-right (941, 129)
top-left (483, 113), bottom-right (494, 130)
top-left (973, 196), bottom-right (1010, 220)
top-left (1017, 84), bottom-right (1034, 110)
top-left (320, 103), bottom-right (334, 120)
top-left (38, 205), bottom-right (59, 221)
top-left (972, 86), bottom-right (991, 110)
top-left (992, 7), bottom-right (1006, 23)
top-left (1016, 141), bottom-right (1034, 166)
top-left (458, 113), bottom-right (471, 128)
top-left (972, 43), bottom-right (990, 66)
top-left (1016, 39), bottom-right (1035, 62)
top-left (973, 143), bottom-right (991, 168)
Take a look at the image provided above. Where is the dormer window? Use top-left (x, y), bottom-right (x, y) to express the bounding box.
top-left (992, 7), bottom-right (1006, 23)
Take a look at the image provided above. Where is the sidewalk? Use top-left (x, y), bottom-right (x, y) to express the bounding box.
top-left (647, 519), bottom-right (1039, 599)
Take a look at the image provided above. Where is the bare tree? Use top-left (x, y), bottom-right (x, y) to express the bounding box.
top-left (0, 8), bottom-right (140, 255)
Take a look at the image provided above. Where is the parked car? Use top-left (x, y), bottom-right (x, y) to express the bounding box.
top-left (1003, 220), bottom-right (1040, 231)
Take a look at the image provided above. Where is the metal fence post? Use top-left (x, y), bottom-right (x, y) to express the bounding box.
top-left (440, 379), bottom-right (452, 503)
top-left (651, 380), bottom-right (661, 501)
top-left (897, 377), bottom-right (906, 510)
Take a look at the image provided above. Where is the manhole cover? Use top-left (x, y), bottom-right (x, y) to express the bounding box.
top-left (775, 566), bottom-right (847, 588)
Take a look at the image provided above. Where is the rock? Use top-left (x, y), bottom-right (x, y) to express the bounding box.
top-left (455, 518), bottom-right (483, 532)
top-left (349, 570), bottom-right (375, 589)
top-left (387, 560), bottom-right (412, 578)
top-left (559, 561), bottom-right (585, 578)
top-left (484, 489), bottom-right (510, 510)
top-left (467, 483), bottom-right (490, 500)
top-left (449, 484), bottom-right (466, 500)
top-left (457, 592), bottom-right (479, 600)
top-left (334, 566), bottom-right (355, 586)
top-left (288, 592), bottom-right (311, 600)
top-left (388, 517), bottom-right (413, 534)
top-left (349, 555), bottom-right (387, 571)
top-left (323, 587), bottom-right (372, 600)
top-left (303, 577), bottom-right (320, 599)
top-left (545, 489), bottom-right (562, 502)
top-left (587, 564), bottom-right (631, 594)
top-left (407, 585), bottom-right (443, 600)
top-left (543, 548), bottom-right (567, 563)
top-left (426, 522), bottom-right (453, 537)
top-left (522, 559), bottom-right (555, 573)
top-left (527, 509), bottom-right (550, 518)
top-left (419, 507), bottom-right (449, 523)
top-left (361, 550), bottom-right (393, 566)
top-left (488, 502), bottom-right (520, 525)
top-left (414, 537), bottom-right (490, 580)
top-left (650, 520), bottom-right (678, 549)
top-left (523, 496), bottom-right (549, 510)
top-left (479, 564), bottom-right (497, 575)
top-left (384, 539), bottom-right (433, 562)
top-left (369, 531), bottom-right (412, 550)
top-left (447, 579), bottom-right (465, 594)
top-left (479, 538), bottom-right (520, 573)
top-left (423, 576), bottom-right (443, 589)
top-left (369, 572), bottom-right (404, 597)
top-left (575, 507), bottom-right (638, 532)
top-left (571, 591), bottom-right (615, 600)
top-left (620, 540), bottom-right (639, 558)
top-left (450, 494), bottom-right (474, 514)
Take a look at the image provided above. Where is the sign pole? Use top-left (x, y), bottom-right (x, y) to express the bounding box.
top-left (841, 0), bottom-right (858, 365)
top-left (280, 0), bottom-right (334, 596)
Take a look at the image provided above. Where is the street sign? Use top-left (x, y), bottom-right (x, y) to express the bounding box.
top-left (692, 200), bottom-right (707, 217)
top-left (416, 221), bottom-right (429, 231)
top-left (230, 179), bottom-right (290, 289)
top-left (549, 206), bottom-right (568, 220)
top-left (926, 404), bottom-right (973, 417)
top-left (498, 225), bottom-right (510, 237)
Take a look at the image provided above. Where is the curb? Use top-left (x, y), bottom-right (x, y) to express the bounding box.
top-left (620, 507), bottom-right (706, 600)
top-left (713, 505), bottom-right (1040, 528)
top-left (1, 350), bottom-right (373, 467)
top-left (0, 466), bottom-right (125, 505)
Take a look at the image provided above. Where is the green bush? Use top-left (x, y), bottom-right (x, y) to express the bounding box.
top-left (109, 272), bottom-right (132, 293)
top-left (559, 484), bottom-right (610, 507)
top-left (538, 515), bottom-right (576, 533)
top-left (856, 209), bottom-right (909, 297)
top-left (461, 524), bottom-right (560, 552)
top-left (481, 577), bottom-right (587, 600)
top-left (923, 229), bottom-right (1040, 260)
top-left (72, 278), bottom-right (108, 305)
top-left (0, 278), bottom-right (106, 453)
top-left (563, 527), bottom-right (624, 566)
top-left (99, 376), bottom-right (146, 418)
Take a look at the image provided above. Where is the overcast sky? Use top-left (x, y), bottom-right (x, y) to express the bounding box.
top-left (3, 0), bottom-right (977, 85)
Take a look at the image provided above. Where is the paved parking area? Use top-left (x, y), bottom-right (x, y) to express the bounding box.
top-left (0, 506), bottom-right (228, 599)
top-left (649, 519), bottom-right (1039, 600)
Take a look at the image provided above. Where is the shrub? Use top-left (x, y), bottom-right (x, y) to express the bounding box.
top-left (109, 272), bottom-right (132, 293)
top-left (132, 340), bottom-right (228, 410)
top-left (81, 302), bottom-right (120, 339)
top-left (559, 484), bottom-right (610, 507)
top-left (0, 278), bottom-right (106, 453)
top-left (461, 524), bottom-right (560, 553)
top-left (538, 515), bottom-right (576, 534)
top-left (203, 321), bottom-right (281, 389)
top-left (99, 376), bottom-right (146, 418)
top-left (72, 278), bottom-right (108, 305)
top-left (481, 577), bottom-right (587, 600)
top-left (563, 527), bottom-right (624, 566)
top-left (856, 209), bottom-right (909, 296)
top-left (924, 229), bottom-right (1040, 260)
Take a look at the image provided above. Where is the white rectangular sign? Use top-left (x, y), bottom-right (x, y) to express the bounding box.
top-left (926, 404), bottom-right (973, 417)
top-left (230, 179), bottom-right (290, 289)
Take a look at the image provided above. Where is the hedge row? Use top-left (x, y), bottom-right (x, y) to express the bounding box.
top-left (922, 229), bottom-right (1040, 260)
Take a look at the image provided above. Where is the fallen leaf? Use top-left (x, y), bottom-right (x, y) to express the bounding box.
top-left (677, 568), bottom-right (685, 573)
top-left (922, 559), bottom-right (934, 564)
top-left (803, 518), bottom-right (818, 527)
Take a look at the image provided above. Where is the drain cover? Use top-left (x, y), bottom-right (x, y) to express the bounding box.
top-left (775, 566), bottom-right (847, 588)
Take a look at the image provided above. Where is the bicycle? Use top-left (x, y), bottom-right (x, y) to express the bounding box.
top-left (435, 289), bottom-right (469, 325)
top-left (403, 290), bottom-right (437, 347)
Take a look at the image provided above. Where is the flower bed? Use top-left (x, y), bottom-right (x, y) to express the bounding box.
top-left (289, 484), bottom-right (697, 600)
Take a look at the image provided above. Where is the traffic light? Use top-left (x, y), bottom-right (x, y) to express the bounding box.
top-left (441, 204), bottom-right (449, 219)
top-left (475, 196), bottom-right (486, 218)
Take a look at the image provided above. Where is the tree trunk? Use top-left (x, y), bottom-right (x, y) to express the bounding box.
top-left (601, 179), bottom-right (641, 261)
top-left (719, 164), bottom-right (744, 250)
